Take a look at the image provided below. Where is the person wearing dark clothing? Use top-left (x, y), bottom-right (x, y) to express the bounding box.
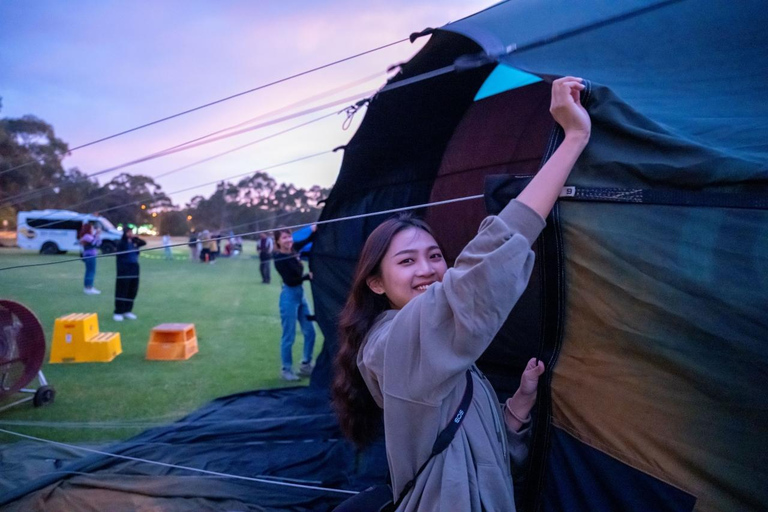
top-left (257, 232), bottom-right (274, 284)
top-left (114, 228), bottom-right (146, 321)
top-left (273, 227), bottom-right (316, 381)
top-left (188, 233), bottom-right (199, 261)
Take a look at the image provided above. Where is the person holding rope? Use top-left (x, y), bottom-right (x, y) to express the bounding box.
top-left (273, 226), bottom-right (317, 381)
top-left (332, 77), bottom-right (590, 511)
top-left (113, 227), bottom-right (146, 321)
top-left (79, 222), bottom-right (102, 295)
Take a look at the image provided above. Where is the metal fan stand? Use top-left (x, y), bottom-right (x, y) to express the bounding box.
top-left (0, 371), bottom-right (55, 413)
top-left (0, 299), bottom-right (56, 413)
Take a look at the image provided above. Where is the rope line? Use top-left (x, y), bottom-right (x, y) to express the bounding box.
top-left (11, 150), bottom-right (332, 232)
top-left (0, 427), bottom-right (358, 496)
top-left (1, 91), bottom-right (372, 208)
top-left (5, 90), bottom-right (366, 227)
top-left (87, 41), bottom-right (410, 154)
top-left (93, 150), bottom-right (332, 218)
top-left (0, 194), bottom-right (484, 272)
top-left (0, 57), bottom-right (386, 180)
top-left (160, 71), bottom-right (385, 154)
top-left (0, 0), bottom-right (519, 178)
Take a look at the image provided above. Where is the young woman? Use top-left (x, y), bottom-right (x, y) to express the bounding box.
top-left (273, 227), bottom-right (316, 381)
top-left (332, 77), bottom-right (591, 511)
top-left (113, 227), bottom-right (146, 321)
top-left (79, 223), bottom-right (102, 295)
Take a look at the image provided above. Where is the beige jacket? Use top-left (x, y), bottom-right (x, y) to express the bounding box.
top-left (357, 199), bottom-right (546, 511)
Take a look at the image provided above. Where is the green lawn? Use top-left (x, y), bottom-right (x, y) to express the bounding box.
top-left (0, 238), bottom-right (323, 444)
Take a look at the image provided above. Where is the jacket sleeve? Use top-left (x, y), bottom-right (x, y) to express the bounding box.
top-left (380, 200), bottom-right (545, 406)
top-left (508, 420), bottom-right (532, 472)
top-left (293, 231), bottom-right (315, 252)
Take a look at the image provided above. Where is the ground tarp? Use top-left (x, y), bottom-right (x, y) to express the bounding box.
top-left (0, 388), bottom-right (386, 511)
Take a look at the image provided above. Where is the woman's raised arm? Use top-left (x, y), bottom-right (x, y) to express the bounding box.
top-left (516, 77), bottom-right (590, 218)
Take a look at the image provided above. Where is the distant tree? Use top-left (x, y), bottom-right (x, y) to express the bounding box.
top-left (89, 173), bottom-right (172, 226)
top-left (48, 168), bottom-right (101, 211)
top-left (156, 210), bottom-right (188, 236)
top-left (236, 171), bottom-right (277, 208)
top-left (184, 181), bottom-right (239, 232)
top-left (0, 101), bottom-right (71, 208)
top-left (0, 98), bottom-right (331, 237)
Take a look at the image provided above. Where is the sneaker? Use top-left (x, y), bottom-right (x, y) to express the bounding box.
top-left (280, 369), bottom-right (300, 382)
top-left (113, 314), bottom-right (124, 322)
top-left (83, 287), bottom-right (101, 295)
top-left (123, 312), bottom-right (137, 320)
top-left (298, 362), bottom-right (314, 377)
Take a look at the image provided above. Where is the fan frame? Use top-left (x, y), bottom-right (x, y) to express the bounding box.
top-left (0, 300), bottom-right (55, 412)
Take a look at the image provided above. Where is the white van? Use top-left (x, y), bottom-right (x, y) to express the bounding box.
top-left (17, 210), bottom-right (123, 254)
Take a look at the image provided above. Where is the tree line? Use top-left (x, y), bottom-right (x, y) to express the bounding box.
top-left (0, 99), bottom-right (329, 236)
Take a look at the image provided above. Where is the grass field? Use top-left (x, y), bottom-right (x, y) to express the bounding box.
top-left (0, 236), bottom-right (323, 444)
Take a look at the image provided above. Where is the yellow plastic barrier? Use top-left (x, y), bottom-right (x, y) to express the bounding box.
top-left (50, 313), bottom-right (122, 363)
top-left (146, 323), bottom-right (198, 361)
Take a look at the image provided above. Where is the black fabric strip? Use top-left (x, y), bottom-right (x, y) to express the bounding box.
top-left (523, 201), bottom-right (566, 512)
top-left (431, 370), bottom-right (474, 455)
top-left (484, 121), bottom-right (568, 512)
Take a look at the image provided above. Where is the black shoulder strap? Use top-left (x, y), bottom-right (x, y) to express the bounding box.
top-left (393, 369), bottom-right (474, 508)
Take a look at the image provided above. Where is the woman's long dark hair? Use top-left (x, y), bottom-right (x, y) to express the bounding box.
top-left (78, 223), bottom-right (93, 239)
top-left (332, 214), bottom-right (437, 448)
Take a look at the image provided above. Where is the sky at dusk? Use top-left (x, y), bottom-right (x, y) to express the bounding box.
top-left (0, 1), bottom-right (497, 208)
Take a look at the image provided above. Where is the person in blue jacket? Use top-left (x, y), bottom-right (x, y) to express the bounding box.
top-left (113, 227), bottom-right (146, 321)
top-left (273, 226), bottom-right (316, 381)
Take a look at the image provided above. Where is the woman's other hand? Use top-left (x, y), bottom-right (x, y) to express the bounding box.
top-left (504, 358), bottom-right (545, 432)
top-left (549, 76), bottom-right (591, 143)
top-left (519, 357), bottom-right (545, 397)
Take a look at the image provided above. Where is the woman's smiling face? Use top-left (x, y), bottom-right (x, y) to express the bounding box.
top-left (366, 227), bottom-right (447, 310)
top-left (277, 231), bottom-right (293, 252)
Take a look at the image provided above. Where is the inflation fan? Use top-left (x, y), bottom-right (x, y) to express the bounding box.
top-left (0, 300), bottom-right (55, 412)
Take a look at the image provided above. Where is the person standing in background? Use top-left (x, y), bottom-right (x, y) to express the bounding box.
top-left (188, 232), bottom-right (199, 261)
top-left (213, 232), bottom-right (222, 259)
top-left (258, 232), bottom-right (274, 284)
top-left (162, 233), bottom-right (173, 260)
top-left (273, 227), bottom-right (316, 381)
top-left (196, 233), bottom-right (203, 261)
top-left (79, 223), bottom-right (101, 295)
top-left (200, 230), bottom-right (217, 264)
top-left (114, 227), bottom-right (146, 321)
